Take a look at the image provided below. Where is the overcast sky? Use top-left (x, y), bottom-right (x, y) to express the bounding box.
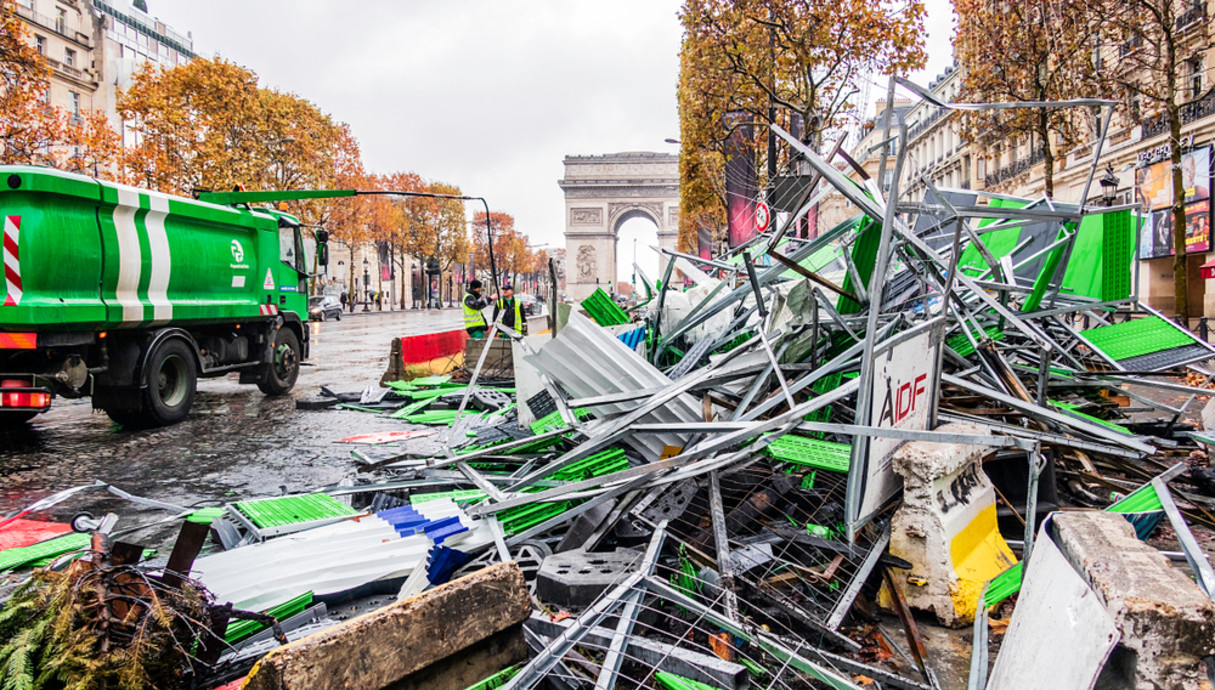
top-left (146, 0), bottom-right (955, 283)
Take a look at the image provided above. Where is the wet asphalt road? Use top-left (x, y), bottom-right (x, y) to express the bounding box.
top-left (0, 308), bottom-right (462, 523)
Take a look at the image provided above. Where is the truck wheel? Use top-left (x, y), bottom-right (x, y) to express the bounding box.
top-left (258, 327), bottom-right (300, 396)
top-left (143, 339), bottom-right (197, 426)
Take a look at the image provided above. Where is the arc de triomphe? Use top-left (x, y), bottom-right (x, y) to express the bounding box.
top-left (559, 152), bottom-right (679, 301)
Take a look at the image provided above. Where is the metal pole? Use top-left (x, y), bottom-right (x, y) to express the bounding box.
top-left (847, 116), bottom-right (909, 541)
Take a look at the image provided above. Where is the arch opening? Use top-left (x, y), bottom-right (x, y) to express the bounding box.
top-left (615, 215), bottom-right (660, 295)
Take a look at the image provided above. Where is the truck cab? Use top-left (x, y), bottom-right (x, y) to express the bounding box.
top-left (0, 166), bottom-right (322, 427)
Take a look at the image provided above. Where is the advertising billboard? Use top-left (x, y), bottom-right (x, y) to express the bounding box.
top-left (1136, 146), bottom-right (1211, 257)
top-left (724, 111), bottom-right (758, 248)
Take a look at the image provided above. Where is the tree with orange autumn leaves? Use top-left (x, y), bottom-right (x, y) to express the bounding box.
top-left (473, 211), bottom-right (540, 289)
top-left (0, 0), bottom-right (120, 173)
top-left (676, 0), bottom-right (927, 252)
top-left (953, 0), bottom-right (1102, 200)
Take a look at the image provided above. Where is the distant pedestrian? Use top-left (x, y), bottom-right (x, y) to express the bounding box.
top-left (430, 281), bottom-right (440, 310)
top-left (340, 292), bottom-right (348, 312)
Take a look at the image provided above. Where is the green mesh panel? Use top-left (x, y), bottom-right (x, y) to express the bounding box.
top-left (1081, 315), bottom-right (1196, 361)
top-left (764, 435), bottom-right (851, 473)
top-left (232, 493), bottom-right (357, 528)
top-left (581, 288), bottom-right (630, 326)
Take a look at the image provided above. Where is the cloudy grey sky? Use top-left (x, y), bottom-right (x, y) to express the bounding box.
top-left (146, 0), bottom-right (955, 282)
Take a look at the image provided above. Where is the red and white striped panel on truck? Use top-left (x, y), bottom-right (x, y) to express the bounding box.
top-left (3, 215), bottom-right (21, 307)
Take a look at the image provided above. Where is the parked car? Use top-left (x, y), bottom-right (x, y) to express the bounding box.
top-left (308, 295), bottom-right (343, 322)
top-left (517, 293), bottom-right (539, 317)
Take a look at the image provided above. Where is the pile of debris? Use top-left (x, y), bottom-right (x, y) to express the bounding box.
top-left (4, 87), bottom-right (1215, 689)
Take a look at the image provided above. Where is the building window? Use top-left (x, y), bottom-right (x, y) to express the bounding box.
top-left (34, 35), bottom-right (44, 55)
top-left (1190, 56), bottom-right (1203, 99)
top-left (64, 48), bottom-right (74, 67)
top-left (69, 91), bottom-right (79, 117)
top-left (55, 7), bottom-right (66, 34)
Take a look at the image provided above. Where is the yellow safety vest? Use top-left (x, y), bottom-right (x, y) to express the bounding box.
top-left (463, 294), bottom-right (487, 329)
top-left (497, 298), bottom-right (523, 333)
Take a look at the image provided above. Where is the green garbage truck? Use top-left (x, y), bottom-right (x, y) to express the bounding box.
top-left (0, 165), bottom-right (322, 427)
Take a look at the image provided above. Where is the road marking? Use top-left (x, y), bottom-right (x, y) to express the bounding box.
top-left (145, 194), bottom-right (172, 323)
top-left (113, 187), bottom-right (143, 322)
top-left (2, 215), bottom-right (21, 307)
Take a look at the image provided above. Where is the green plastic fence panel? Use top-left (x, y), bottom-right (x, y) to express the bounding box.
top-left (530, 407), bottom-right (592, 435)
top-left (654, 671), bottom-right (724, 690)
top-left (946, 325), bottom-right (1005, 357)
top-left (1021, 222), bottom-right (1074, 313)
top-left (802, 371), bottom-right (843, 437)
top-left (1081, 315), bottom-right (1196, 361)
top-left (581, 288), bottom-right (631, 326)
top-left (958, 197), bottom-right (1028, 277)
top-left (225, 592), bottom-right (314, 644)
top-left (1050, 401), bottom-right (1132, 434)
top-left (797, 242), bottom-right (845, 274)
top-left (0, 532), bottom-right (91, 572)
top-left (463, 665), bottom-right (521, 690)
top-left (836, 216), bottom-right (880, 315)
top-left (1057, 209), bottom-right (1135, 302)
top-left (232, 493), bottom-right (357, 529)
top-left (764, 435), bottom-right (852, 473)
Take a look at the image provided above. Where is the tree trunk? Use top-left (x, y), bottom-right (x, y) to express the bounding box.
top-left (1169, 100), bottom-right (1189, 321)
top-left (1038, 109), bottom-right (1054, 199)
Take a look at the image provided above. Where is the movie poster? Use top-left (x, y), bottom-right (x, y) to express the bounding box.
top-left (724, 111), bottom-right (758, 248)
top-left (1136, 146), bottom-right (1211, 257)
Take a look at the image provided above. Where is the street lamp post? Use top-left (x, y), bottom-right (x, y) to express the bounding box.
top-left (1100, 163), bottom-right (1119, 207)
top-left (362, 259), bottom-right (371, 312)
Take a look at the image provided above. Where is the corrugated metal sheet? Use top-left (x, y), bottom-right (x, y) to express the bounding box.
top-left (524, 311), bottom-right (701, 461)
top-left (193, 499), bottom-right (491, 611)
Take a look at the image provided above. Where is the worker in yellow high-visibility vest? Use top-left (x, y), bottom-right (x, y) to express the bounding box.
top-left (495, 283), bottom-right (526, 337)
top-left (462, 280), bottom-right (496, 338)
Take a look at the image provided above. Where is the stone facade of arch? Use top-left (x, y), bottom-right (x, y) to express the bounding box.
top-left (559, 152), bottom-right (679, 301)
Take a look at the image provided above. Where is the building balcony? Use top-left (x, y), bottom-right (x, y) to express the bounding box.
top-left (1139, 89), bottom-right (1215, 141)
top-left (983, 149), bottom-right (1046, 188)
top-left (1176, 2), bottom-right (1206, 31)
top-left (907, 107), bottom-right (950, 142)
top-left (14, 4), bottom-right (91, 46)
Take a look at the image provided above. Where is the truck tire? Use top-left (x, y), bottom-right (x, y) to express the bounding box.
top-left (142, 339), bottom-right (197, 426)
top-left (258, 327), bottom-right (300, 396)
